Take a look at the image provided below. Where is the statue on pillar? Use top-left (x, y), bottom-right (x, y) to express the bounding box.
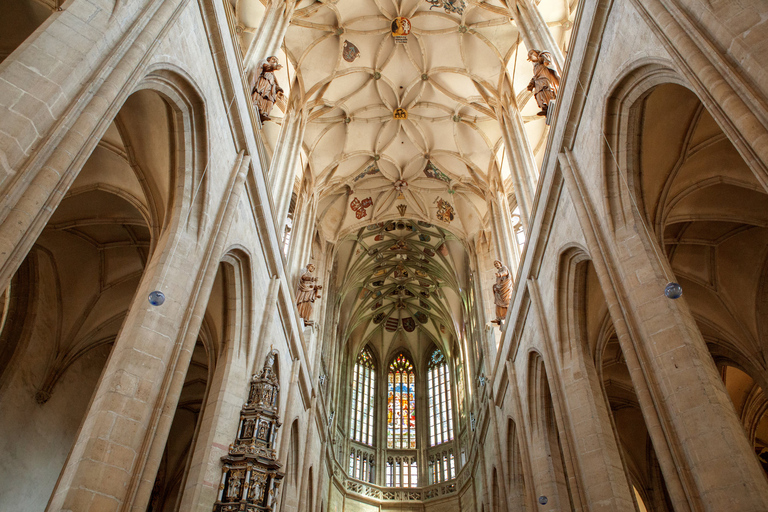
top-left (492, 260), bottom-right (512, 324)
top-left (526, 49), bottom-right (560, 116)
top-left (296, 264), bottom-right (322, 326)
top-left (251, 56), bottom-right (284, 123)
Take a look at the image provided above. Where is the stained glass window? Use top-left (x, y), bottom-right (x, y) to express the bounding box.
top-left (427, 349), bottom-right (454, 446)
top-left (387, 353), bottom-right (416, 450)
top-left (350, 348), bottom-right (375, 446)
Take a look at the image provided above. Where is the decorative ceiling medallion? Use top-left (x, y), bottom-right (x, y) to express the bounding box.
top-left (353, 164), bottom-right (379, 182)
top-left (385, 317), bottom-right (399, 331)
top-left (435, 198), bottom-right (455, 222)
top-left (394, 179), bottom-right (408, 198)
top-left (427, 0), bottom-right (466, 14)
top-left (350, 197), bottom-right (373, 219)
top-left (393, 108), bottom-right (408, 120)
top-left (397, 204), bottom-right (407, 216)
top-left (402, 317), bottom-right (416, 332)
top-left (342, 40), bottom-right (360, 62)
top-left (391, 17), bottom-right (411, 44)
top-left (415, 311), bottom-right (428, 324)
top-left (423, 161), bottom-right (451, 183)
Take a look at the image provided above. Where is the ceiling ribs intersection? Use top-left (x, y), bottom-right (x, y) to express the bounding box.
top-left (285, 0), bottom-right (527, 243)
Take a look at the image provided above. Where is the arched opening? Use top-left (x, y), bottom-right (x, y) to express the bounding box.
top-left (633, 82), bottom-right (768, 474)
top-left (717, 364), bottom-right (768, 476)
top-left (527, 353), bottom-right (572, 510)
top-left (147, 338), bottom-right (211, 512)
top-left (506, 418), bottom-right (527, 510)
top-left (0, 86), bottom-right (180, 510)
top-left (572, 253), bottom-right (675, 512)
top-left (599, 331), bottom-right (673, 511)
top-left (491, 467), bottom-right (501, 512)
top-left (279, 419), bottom-right (300, 512)
top-left (146, 259), bottom-right (232, 511)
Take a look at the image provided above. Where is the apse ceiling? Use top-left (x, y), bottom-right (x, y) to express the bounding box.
top-left (280, 0), bottom-right (573, 243)
top-left (334, 219), bottom-right (469, 358)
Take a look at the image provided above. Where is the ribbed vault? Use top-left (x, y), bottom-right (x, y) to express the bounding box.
top-left (284, 0), bottom-right (542, 242)
top-left (335, 219), bottom-right (468, 359)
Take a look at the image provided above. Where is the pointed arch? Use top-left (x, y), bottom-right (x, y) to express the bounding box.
top-left (350, 345), bottom-right (376, 446)
top-left (387, 351), bottom-right (416, 450)
top-left (426, 346), bottom-right (454, 446)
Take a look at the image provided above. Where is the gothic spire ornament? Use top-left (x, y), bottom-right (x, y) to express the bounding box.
top-left (213, 351), bottom-right (284, 512)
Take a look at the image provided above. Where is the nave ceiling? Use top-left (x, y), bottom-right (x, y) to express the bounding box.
top-left (272, 0), bottom-right (574, 244)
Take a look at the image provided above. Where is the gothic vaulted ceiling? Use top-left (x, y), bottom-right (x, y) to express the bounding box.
top-left (334, 220), bottom-right (469, 360)
top-left (284, 0), bottom-right (539, 243)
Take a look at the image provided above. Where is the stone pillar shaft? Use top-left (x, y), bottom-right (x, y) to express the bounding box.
top-left (243, 0), bottom-right (297, 72)
top-left (269, 107), bottom-right (306, 237)
top-left (499, 108), bottom-right (537, 232)
top-left (516, 0), bottom-right (564, 69)
top-left (560, 150), bottom-right (768, 510)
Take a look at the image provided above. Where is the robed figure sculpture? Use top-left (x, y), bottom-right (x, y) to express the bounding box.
top-left (296, 264), bottom-right (322, 325)
top-left (492, 260), bottom-right (512, 324)
top-left (526, 49), bottom-right (560, 116)
top-left (251, 56), bottom-right (284, 123)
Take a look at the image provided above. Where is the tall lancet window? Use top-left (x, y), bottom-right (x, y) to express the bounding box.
top-left (427, 348), bottom-right (454, 446)
top-left (350, 348), bottom-right (375, 445)
top-left (387, 353), bottom-right (416, 450)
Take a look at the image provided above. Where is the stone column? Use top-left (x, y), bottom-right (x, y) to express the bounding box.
top-left (498, 107), bottom-right (537, 232)
top-left (269, 106), bottom-right (306, 237)
top-left (287, 190), bottom-right (318, 285)
top-left (489, 191), bottom-right (519, 273)
top-left (243, 0), bottom-right (298, 72)
top-left (515, 0), bottom-right (564, 70)
top-left (529, 278), bottom-right (636, 511)
top-left (46, 155), bottom-right (248, 512)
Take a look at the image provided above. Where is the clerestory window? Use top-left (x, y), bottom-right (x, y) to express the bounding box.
top-left (387, 353), bottom-right (416, 450)
top-left (350, 348), bottom-right (375, 446)
top-left (427, 348), bottom-right (454, 446)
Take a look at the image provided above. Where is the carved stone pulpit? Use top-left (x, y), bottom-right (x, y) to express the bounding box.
top-left (213, 351), bottom-right (284, 512)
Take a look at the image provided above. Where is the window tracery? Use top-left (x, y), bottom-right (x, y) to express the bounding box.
top-left (427, 349), bottom-right (453, 446)
top-left (428, 450), bottom-right (456, 484)
top-left (350, 348), bottom-right (375, 446)
top-left (387, 353), bottom-right (416, 450)
top-left (386, 456), bottom-right (418, 487)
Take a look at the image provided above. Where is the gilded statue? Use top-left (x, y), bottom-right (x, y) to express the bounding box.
top-left (527, 49), bottom-right (560, 116)
top-left (492, 260), bottom-right (512, 324)
top-left (296, 264), bottom-right (322, 325)
top-left (251, 56), bottom-right (284, 123)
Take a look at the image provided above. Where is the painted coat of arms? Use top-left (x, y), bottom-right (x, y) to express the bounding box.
top-left (350, 197), bottom-right (373, 218)
top-left (391, 17), bottom-right (411, 44)
top-left (423, 161), bottom-right (451, 183)
top-left (435, 198), bottom-right (455, 222)
top-left (343, 40), bottom-right (361, 62)
top-left (426, 0), bottom-right (466, 14)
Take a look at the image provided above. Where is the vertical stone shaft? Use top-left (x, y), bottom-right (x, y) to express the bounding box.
top-left (499, 107), bottom-right (537, 232)
top-left (515, 0), bottom-right (564, 69)
top-left (269, 107), bottom-right (306, 237)
top-left (243, 0), bottom-right (297, 72)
